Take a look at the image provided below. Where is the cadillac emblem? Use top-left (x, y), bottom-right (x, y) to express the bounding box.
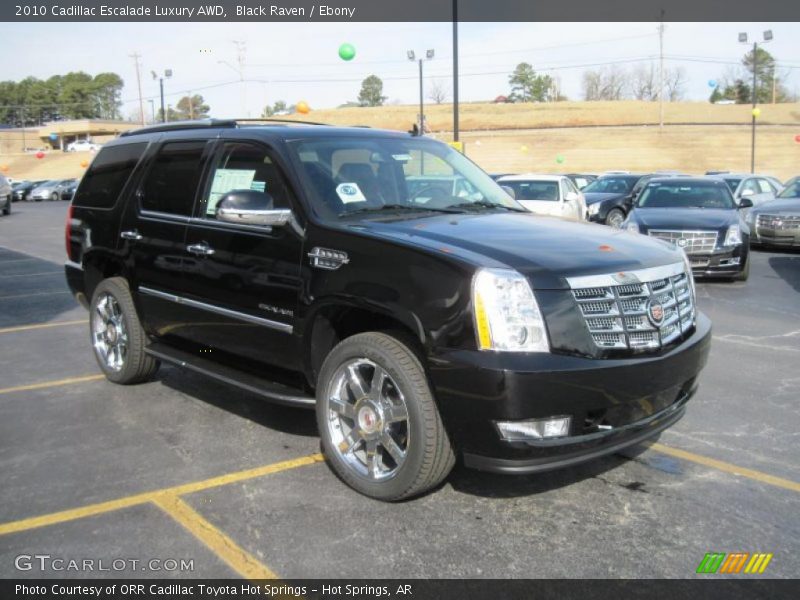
top-left (646, 297), bottom-right (665, 327)
top-left (676, 238), bottom-right (688, 248)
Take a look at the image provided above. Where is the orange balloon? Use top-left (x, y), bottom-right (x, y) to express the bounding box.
top-left (296, 101), bottom-right (310, 114)
top-left (0, 164), bottom-right (8, 172)
top-left (80, 160), bottom-right (89, 168)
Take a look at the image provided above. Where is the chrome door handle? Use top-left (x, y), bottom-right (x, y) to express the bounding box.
top-left (120, 230), bottom-right (143, 241)
top-left (186, 243), bottom-right (215, 256)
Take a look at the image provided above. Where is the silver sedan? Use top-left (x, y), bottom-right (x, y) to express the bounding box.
top-left (746, 181), bottom-right (800, 248)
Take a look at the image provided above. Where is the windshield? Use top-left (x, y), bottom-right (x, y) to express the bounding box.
top-left (503, 180), bottom-right (560, 201)
top-left (722, 178), bottom-right (742, 192)
top-left (582, 177), bottom-right (635, 194)
top-left (287, 137), bottom-right (521, 219)
top-left (637, 181), bottom-right (736, 209)
top-left (778, 181), bottom-right (800, 199)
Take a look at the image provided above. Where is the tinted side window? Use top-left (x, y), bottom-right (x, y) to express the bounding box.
top-left (72, 143), bottom-right (147, 208)
top-left (141, 141), bottom-right (206, 216)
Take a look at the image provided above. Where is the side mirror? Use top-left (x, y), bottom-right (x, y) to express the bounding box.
top-left (500, 185), bottom-right (515, 200)
top-left (564, 191), bottom-right (579, 202)
top-left (740, 188), bottom-right (755, 198)
top-left (738, 198), bottom-right (754, 209)
top-left (215, 189), bottom-right (292, 227)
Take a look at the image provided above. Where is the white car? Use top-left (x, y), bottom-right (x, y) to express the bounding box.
top-left (498, 174), bottom-right (587, 221)
top-left (67, 139), bottom-right (100, 152)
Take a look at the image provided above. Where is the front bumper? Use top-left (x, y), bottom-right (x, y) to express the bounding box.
top-left (428, 313), bottom-right (711, 474)
top-left (685, 245), bottom-right (748, 278)
top-left (752, 226), bottom-right (800, 248)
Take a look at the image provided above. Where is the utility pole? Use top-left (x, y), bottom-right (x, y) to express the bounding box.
top-left (130, 52), bottom-right (145, 125)
top-left (751, 41), bottom-right (758, 174)
top-left (233, 40), bottom-right (247, 116)
top-left (658, 10), bottom-right (665, 130)
top-left (452, 0), bottom-right (459, 143)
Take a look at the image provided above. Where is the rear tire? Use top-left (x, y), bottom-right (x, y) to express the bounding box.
top-left (89, 277), bottom-right (159, 384)
top-left (316, 332), bottom-right (455, 501)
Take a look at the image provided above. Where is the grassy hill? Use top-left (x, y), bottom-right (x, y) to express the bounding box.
top-left (2, 101), bottom-right (798, 181)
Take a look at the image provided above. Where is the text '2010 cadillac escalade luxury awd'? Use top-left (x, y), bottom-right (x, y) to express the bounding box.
top-left (65, 120), bottom-right (711, 500)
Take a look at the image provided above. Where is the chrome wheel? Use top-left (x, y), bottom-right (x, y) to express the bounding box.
top-left (607, 209), bottom-right (625, 229)
top-left (325, 358), bottom-right (409, 481)
top-left (91, 293), bottom-right (128, 372)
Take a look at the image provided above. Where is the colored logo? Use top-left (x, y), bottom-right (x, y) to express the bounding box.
top-left (696, 552), bottom-right (773, 574)
top-left (646, 297), bottom-right (665, 327)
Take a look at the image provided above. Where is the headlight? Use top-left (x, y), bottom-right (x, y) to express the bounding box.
top-left (680, 250), bottom-right (697, 308)
top-left (587, 203), bottom-right (600, 216)
top-left (724, 224), bottom-right (742, 246)
top-left (472, 268), bottom-right (549, 352)
top-left (626, 222), bottom-right (640, 234)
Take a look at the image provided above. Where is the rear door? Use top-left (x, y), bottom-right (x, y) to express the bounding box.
top-left (120, 138), bottom-right (213, 335)
top-left (177, 138), bottom-right (305, 371)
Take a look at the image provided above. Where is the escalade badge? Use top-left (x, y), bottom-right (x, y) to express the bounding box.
top-left (647, 297), bottom-right (665, 327)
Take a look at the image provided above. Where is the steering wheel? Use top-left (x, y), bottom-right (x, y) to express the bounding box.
top-left (409, 185), bottom-right (451, 206)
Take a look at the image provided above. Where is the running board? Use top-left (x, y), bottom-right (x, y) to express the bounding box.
top-left (145, 342), bottom-right (315, 409)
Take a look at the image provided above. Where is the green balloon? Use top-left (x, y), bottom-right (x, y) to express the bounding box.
top-left (338, 43), bottom-right (356, 61)
top-left (556, 155), bottom-right (565, 164)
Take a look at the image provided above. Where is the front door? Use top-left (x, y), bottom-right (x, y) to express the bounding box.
top-left (178, 139), bottom-right (304, 371)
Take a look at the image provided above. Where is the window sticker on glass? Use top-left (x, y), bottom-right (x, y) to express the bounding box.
top-left (207, 168), bottom-right (256, 214)
top-left (250, 180), bottom-right (266, 193)
top-left (336, 182), bottom-right (367, 203)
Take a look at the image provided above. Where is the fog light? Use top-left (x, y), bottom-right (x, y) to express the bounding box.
top-left (496, 416), bottom-right (572, 441)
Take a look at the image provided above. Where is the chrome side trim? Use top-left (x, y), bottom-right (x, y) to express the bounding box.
top-left (566, 261), bottom-right (685, 289)
top-left (138, 286), bottom-right (293, 334)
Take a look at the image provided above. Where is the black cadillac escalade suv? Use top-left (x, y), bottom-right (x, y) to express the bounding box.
top-left (65, 119), bottom-right (711, 501)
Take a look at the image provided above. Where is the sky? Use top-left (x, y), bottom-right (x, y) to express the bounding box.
top-left (1, 21), bottom-right (798, 120)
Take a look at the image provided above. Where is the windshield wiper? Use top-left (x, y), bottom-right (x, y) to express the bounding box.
top-left (447, 200), bottom-right (527, 213)
top-left (338, 204), bottom-right (459, 218)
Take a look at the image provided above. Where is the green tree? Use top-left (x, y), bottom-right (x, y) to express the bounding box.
top-left (742, 47), bottom-right (788, 103)
top-left (261, 100), bottom-right (288, 117)
top-left (175, 94), bottom-right (210, 120)
top-left (508, 62), bottom-right (554, 102)
top-left (92, 73), bottom-right (124, 119)
top-left (358, 75), bottom-right (387, 107)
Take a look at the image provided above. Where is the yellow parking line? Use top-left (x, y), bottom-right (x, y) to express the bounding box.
top-left (0, 374), bottom-right (104, 396)
top-left (0, 454), bottom-right (323, 536)
top-left (153, 494), bottom-right (277, 580)
top-left (651, 443), bottom-right (800, 494)
top-left (0, 319), bottom-right (88, 334)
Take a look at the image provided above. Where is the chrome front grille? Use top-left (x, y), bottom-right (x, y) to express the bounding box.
top-left (757, 214), bottom-right (800, 231)
top-left (568, 263), bottom-right (695, 352)
top-left (648, 229), bottom-right (718, 254)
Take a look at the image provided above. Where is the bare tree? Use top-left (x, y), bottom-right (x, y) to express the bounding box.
top-left (428, 79), bottom-right (449, 104)
top-left (630, 63), bottom-right (658, 101)
top-left (664, 67), bottom-right (687, 101)
top-left (583, 66), bottom-right (628, 100)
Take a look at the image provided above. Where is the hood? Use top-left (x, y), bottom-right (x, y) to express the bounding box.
top-left (584, 192), bottom-right (627, 206)
top-left (344, 212), bottom-right (685, 290)
top-left (751, 198), bottom-right (800, 214)
top-left (631, 208), bottom-right (738, 230)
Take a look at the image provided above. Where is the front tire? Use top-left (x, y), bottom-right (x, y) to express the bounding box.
top-left (605, 208), bottom-right (626, 229)
top-left (89, 277), bottom-right (159, 384)
top-left (735, 255), bottom-right (750, 282)
top-left (50, 192), bottom-right (59, 201)
top-left (2, 196), bottom-right (9, 215)
top-left (316, 332), bottom-right (455, 501)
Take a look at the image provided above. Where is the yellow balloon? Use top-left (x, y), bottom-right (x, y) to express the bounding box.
top-left (296, 101), bottom-right (310, 115)
top-left (520, 145), bottom-right (528, 153)
top-left (752, 108), bottom-right (761, 118)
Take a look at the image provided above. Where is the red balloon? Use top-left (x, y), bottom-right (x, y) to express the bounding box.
top-left (35, 151), bottom-right (45, 159)
top-left (795, 134), bottom-right (800, 143)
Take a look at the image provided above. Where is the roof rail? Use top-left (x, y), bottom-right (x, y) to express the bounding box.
top-left (119, 118), bottom-right (237, 137)
top-left (233, 117), bottom-right (331, 127)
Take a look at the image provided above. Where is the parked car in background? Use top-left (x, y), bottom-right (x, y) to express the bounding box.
top-left (497, 174), bottom-right (586, 221)
top-left (0, 174), bottom-right (11, 216)
top-left (708, 173), bottom-right (779, 208)
top-left (561, 173), bottom-right (597, 190)
top-left (29, 179), bottom-right (74, 202)
top-left (746, 179), bottom-right (800, 248)
top-left (67, 139), bottom-right (100, 152)
top-left (12, 180), bottom-right (47, 202)
top-left (489, 173), bottom-right (515, 181)
top-left (782, 175), bottom-right (798, 189)
top-left (624, 177), bottom-right (751, 280)
top-left (59, 178), bottom-right (80, 201)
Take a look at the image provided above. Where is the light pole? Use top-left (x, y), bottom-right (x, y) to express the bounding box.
top-left (151, 69), bottom-right (173, 122)
top-left (407, 49), bottom-right (435, 135)
top-left (739, 30), bottom-right (772, 173)
top-left (148, 99), bottom-right (155, 123)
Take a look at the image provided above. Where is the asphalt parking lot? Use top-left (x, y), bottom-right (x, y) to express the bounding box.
top-left (1, 201), bottom-right (798, 580)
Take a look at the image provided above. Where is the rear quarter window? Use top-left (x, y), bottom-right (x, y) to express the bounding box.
top-left (72, 143), bottom-right (147, 208)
